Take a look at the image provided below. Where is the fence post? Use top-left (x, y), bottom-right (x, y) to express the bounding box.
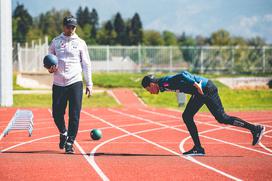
top-left (169, 46), bottom-right (173, 72)
top-left (38, 39), bottom-right (42, 72)
top-left (44, 36), bottom-right (49, 59)
top-left (231, 46), bottom-right (235, 74)
top-left (200, 47), bottom-right (204, 74)
top-left (138, 44), bottom-right (141, 73)
top-left (17, 43), bottom-right (22, 72)
top-left (262, 46), bottom-right (266, 73)
top-left (45, 36), bottom-right (48, 46)
top-left (106, 45), bottom-right (109, 72)
top-left (25, 42), bottom-right (28, 72)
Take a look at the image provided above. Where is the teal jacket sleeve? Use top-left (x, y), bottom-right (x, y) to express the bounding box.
top-left (178, 71), bottom-right (208, 88)
top-left (180, 71), bottom-right (196, 85)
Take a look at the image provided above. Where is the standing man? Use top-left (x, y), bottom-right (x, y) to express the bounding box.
top-left (46, 16), bottom-right (93, 154)
top-left (141, 71), bottom-right (265, 156)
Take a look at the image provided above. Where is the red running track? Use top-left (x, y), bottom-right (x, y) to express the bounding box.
top-left (0, 89), bottom-right (272, 180)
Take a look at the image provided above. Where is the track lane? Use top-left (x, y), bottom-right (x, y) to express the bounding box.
top-left (0, 108), bottom-right (103, 180)
top-left (114, 108), bottom-right (272, 180)
top-left (79, 108), bottom-right (241, 179)
top-left (1, 107), bottom-right (272, 180)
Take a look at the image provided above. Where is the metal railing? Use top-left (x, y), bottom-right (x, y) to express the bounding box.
top-left (13, 43), bottom-right (272, 74)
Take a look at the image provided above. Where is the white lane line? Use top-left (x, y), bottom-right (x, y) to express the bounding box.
top-left (84, 110), bottom-right (174, 181)
top-left (139, 108), bottom-right (272, 139)
top-left (46, 109), bottom-right (100, 173)
top-left (0, 117), bottom-right (178, 153)
top-left (132, 92), bottom-right (147, 107)
top-left (259, 142), bottom-right (272, 153)
top-left (259, 129), bottom-right (272, 153)
top-left (179, 127), bottom-right (242, 181)
top-left (2, 141), bottom-right (261, 145)
top-left (73, 140), bottom-right (106, 178)
top-left (49, 107), bottom-right (108, 179)
top-left (166, 108), bottom-right (272, 128)
top-left (0, 134), bottom-right (58, 153)
top-left (82, 110), bottom-right (241, 181)
top-left (199, 134), bottom-right (272, 156)
top-left (111, 108), bottom-right (272, 156)
top-left (49, 108), bottom-right (187, 181)
top-left (107, 90), bottom-right (121, 105)
top-left (140, 108), bottom-right (272, 154)
top-left (87, 124), bottom-right (183, 181)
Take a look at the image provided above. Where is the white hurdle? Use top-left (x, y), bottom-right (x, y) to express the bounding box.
top-left (3, 110), bottom-right (34, 137)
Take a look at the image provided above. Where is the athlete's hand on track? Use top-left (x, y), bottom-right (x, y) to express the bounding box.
top-left (194, 80), bottom-right (204, 95)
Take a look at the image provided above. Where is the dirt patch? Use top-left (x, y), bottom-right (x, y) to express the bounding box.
top-left (217, 77), bottom-right (272, 90)
top-left (16, 73), bottom-right (52, 89)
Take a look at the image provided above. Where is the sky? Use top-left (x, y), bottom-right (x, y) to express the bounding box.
top-left (12, 0), bottom-right (272, 43)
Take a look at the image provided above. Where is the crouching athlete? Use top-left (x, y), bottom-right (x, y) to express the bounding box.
top-left (141, 71), bottom-right (265, 156)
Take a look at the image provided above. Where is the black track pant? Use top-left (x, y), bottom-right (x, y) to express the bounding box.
top-left (52, 81), bottom-right (83, 144)
top-left (182, 80), bottom-right (255, 148)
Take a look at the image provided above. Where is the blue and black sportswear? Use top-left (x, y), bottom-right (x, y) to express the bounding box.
top-left (158, 71), bottom-right (208, 95)
top-left (157, 71), bottom-right (256, 148)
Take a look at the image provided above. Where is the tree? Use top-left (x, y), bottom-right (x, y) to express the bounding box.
top-left (162, 31), bottom-right (178, 46)
top-left (90, 8), bottom-right (99, 39)
top-left (76, 7), bottom-right (99, 44)
top-left (13, 3), bottom-right (33, 43)
top-left (97, 21), bottom-right (116, 45)
top-left (130, 13), bottom-right (143, 45)
top-left (177, 32), bottom-right (198, 70)
top-left (210, 29), bottom-right (231, 46)
top-left (76, 6), bottom-right (84, 27)
top-left (113, 12), bottom-right (127, 45)
top-left (178, 32), bottom-right (196, 46)
top-left (26, 27), bottom-right (43, 43)
top-left (230, 36), bottom-right (247, 46)
top-left (12, 18), bottom-right (19, 42)
top-left (76, 24), bottom-right (95, 44)
top-left (83, 7), bottom-right (91, 25)
top-left (195, 35), bottom-right (209, 46)
top-left (37, 9), bottom-right (71, 41)
top-left (125, 20), bottom-right (131, 45)
top-left (143, 30), bottom-right (164, 45)
top-left (247, 36), bottom-right (266, 47)
top-left (76, 6), bottom-right (91, 27)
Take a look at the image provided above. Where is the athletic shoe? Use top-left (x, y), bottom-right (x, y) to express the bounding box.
top-left (65, 142), bottom-right (75, 154)
top-left (59, 133), bottom-right (67, 149)
top-left (251, 125), bottom-right (265, 146)
top-left (183, 146), bottom-right (205, 156)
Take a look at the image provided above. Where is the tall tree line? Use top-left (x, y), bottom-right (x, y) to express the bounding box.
top-left (12, 3), bottom-right (268, 47)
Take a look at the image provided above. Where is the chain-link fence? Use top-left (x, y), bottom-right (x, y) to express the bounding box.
top-left (13, 43), bottom-right (272, 74)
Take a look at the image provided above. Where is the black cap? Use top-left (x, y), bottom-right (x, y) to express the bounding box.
top-left (141, 75), bottom-right (158, 88)
top-left (63, 16), bottom-right (77, 26)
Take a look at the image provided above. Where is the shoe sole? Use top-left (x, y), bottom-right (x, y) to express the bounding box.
top-left (256, 126), bottom-right (266, 145)
top-left (65, 151), bottom-right (75, 154)
top-left (183, 153), bottom-right (205, 156)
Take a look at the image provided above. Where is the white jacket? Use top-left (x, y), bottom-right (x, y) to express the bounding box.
top-left (49, 33), bottom-right (93, 87)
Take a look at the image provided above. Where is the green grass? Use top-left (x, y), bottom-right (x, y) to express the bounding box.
top-left (13, 92), bottom-right (119, 108)
top-left (216, 86), bottom-right (272, 111)
top-left (93, 72), bottom-right (272, 88)
top-left (11, 73), bottom-right (272, 110)
top-left (92, 72), bottom-right (145, 88)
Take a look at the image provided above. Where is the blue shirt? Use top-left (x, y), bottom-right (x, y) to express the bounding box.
top-left (158, 71), bottom-right (208, 95)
